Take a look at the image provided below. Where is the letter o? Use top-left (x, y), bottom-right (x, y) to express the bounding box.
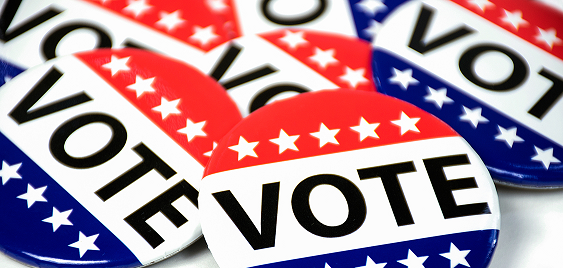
top-left (459, 44), bottom-right (528, 91)
top-left (41, 23), bottom-right (113, 60)
top-left (261, 0), bottom-right (327, 25)
top-left (50, 113), bottom-right (127, 168)
top-left (291, 174), bottom-right (366, 237)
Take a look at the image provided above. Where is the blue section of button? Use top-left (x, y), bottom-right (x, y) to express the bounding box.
top-left (348, 0), bottom-right (408, 42)
top-left (0, 131), bottom-right (142, 268)
top-left (0, 58), bottom-right (25, 86)
top-left (252, 229), bottom-right (498, 268)
top-left (372, 49), bottom-right (563, 187)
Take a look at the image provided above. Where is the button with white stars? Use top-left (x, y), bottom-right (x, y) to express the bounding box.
top-left (199, 89), bottom-right (499, 268)
top-left (0, 0), bottom-right (234, 91)
top-left (0, 48), bottom-right (242, 267)
top-left (372, 0), bottom-right (563, 187)
top-left (199, 29), bottom-right (376, 117)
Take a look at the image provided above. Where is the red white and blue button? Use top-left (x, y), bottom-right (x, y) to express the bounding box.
top-left (199, 89), bottom-right (500, 268)
top-left (371, 0), bottom-right (563, 188)
top-left (193, 28), bottom-right (376, 117)
top-left (0, 49), bottom-right (242, 267)
top-left (0, 0), bottom-right (231, 86)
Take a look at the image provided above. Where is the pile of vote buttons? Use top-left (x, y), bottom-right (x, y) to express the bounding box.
top-left (0, 0), bottom-right (560, 267)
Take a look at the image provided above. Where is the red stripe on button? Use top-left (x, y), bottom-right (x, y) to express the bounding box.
top-left (450, 0), bottom-right (563, 60)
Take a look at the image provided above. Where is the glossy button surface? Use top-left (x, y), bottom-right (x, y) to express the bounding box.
top-left (199, 89), bottom-right (500, 268)
top-left (372, 0), bottom-right (563, 187)
top-left (0, 48), bottom-right (242, 267)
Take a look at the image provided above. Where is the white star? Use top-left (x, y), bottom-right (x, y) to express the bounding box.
top-left (389, 68), bottom-right (418, 90)
top-left (536, 27), bottom-right (562, 49)
top-left (207, 0), bottom-right (229, 12)
top-left (310, 123), bottom-right (340, 148)
top-left (17, 184), bottom-right (47, 208)
top-left (460, 106), bottom-right (488, 128)
top-left (397, 249), bottom-right (428, 268)
top-left (152, 97), bottom-right (181, 120)
top-left (495, 125), bottom-right (524, 148)
top-left (101, 55), bottom-right (130, 76)
top-left (340, 67), bottom-right (369, 88)
top-left (4, 75), bottom-right (12, 83)
top-left (440, 243), bottom-right (470, 268)
top-left (204, 142), bottom-right (218, 157)
top-left (391, 112), bottom-right (420, 135)
top-left (42, 207), bottom-right (73, 232)
top-left (364, 20), bottom-right (383, 40)
top-left (0, 161), bottom-right (22, 185)
top-left (351, 117), bottom-right (380, 141)
top-left (357, 256), bottom-right (387, 268)
top-left (424, 86), bottom-right (453, 109)
top-left (325, 263), bottom-right (331, 268)
top-left (270, 129), bottom-right (299, 154)
top-left (126, 75), bottom-right (156, 98)
top-left (229, 136), bottom-right (259, 160)
top-left (155, 10), bottom-right (186, 32)
top-left (68, 232), bottom-right (100, 258)
top-left (468, 0), bottom-right (495, 12)
top-left (279, 30), bottom-right (308, 50)
top-left (122, 0), bottom-right (153, 18)
top-left (178, 118), bottom-right (207, 142)
top-left (190, 25), bottom-right (219, 47)
top-left (501, 9), bottom-right (528, 31)
top-left (531, 146), bottom-right (560, 170)
top-left (309, 47), bottom-right (339, 69)
top-left (356, 0), bottom-right (387, 16)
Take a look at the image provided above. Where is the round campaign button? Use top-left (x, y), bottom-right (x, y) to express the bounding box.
top-left (194, 29), bottom-right (376, 117)
top-left (217, 0), bottom-right (387, 42)
top-left (199, 90), bottom-right (500, 268)
top-left (371, 0), bottom-right (563, 187)
top-left (0, 48), bottom-right (242, 267)
top-left (0, 0), bottom-right (231, 86)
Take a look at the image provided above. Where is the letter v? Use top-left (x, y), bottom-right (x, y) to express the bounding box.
top-left (0, 0), bottom-right (62, 42)
top-left (408, 4), bottom-right (474, 54)
top-left (9, 67), bottom-right (92, 124)
top-left (212, 182), bottom-right (280, 250)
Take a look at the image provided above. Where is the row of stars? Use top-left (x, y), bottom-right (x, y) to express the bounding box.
top-left (466, 0), bottom-right (561, 49)
top-left (356, 0), bottom-right (562, 49)
top-left (323, 243), bottom-right (470, 268)
top-left (277, 30), bottom-right (371, 88)
top-left (389, 67), bottom-right (560, 170)
top-left (0, 160), bottom-right (100, 258)
top-left (101, 0), bottom-right (220, 47)
top-left (229, 113), bottom-right (421, 161)
top-left (101, 55), bottom-right (215, 156)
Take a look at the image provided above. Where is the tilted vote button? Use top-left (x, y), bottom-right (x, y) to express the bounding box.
top-left (194, 28), bottom-right (376, 117)
top-left (371, 0), bottom-right (563, 187)
top-left (199, 89), bottom-right (500, 268)
top-left (0, 48), bottom-right (242, 267)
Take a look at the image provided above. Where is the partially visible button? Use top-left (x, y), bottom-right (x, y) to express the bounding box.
top-left (371, 0), bottom-right (563, 188)
top-left (217, 0), bottom-right (390, 42)
top-left (0, 48), bottom-right (242, 267)
top-left (195, 29), bottom-right (377, 117)
top-left (0, 0), bottom-right (232, 86)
